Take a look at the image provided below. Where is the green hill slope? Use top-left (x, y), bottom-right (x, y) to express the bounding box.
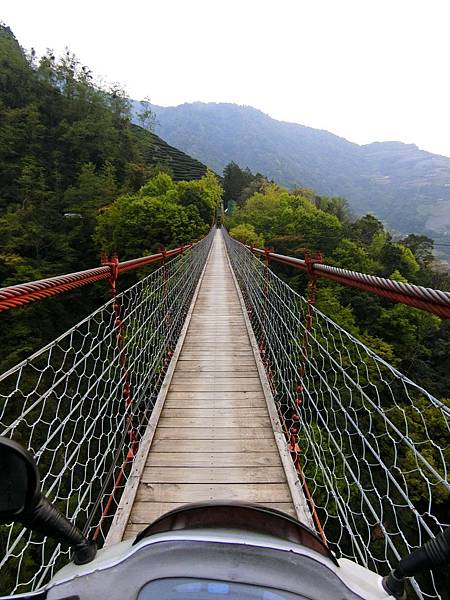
top-left (132, 125), bottom-right (207, 181)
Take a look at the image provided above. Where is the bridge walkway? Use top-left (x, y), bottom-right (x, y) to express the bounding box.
top-left (107, 231), bottom-right (309, 544)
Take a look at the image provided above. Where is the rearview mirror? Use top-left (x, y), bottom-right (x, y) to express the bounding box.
top-left (0, 437), bottom-right (40, 522)
top-left (0, 436), bottom-right (97, 565)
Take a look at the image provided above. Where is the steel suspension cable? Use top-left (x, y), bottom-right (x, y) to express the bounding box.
top-left (247, 246), bottom-right (450, 318)
top-left (0, 244), bottom-right (195, 312)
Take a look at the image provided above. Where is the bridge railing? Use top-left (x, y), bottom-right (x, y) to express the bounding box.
top-left (224, 230), bottom-right (449, 600)
top-left (0, 244), bottom-right (194, 312)
top-left (247, 246), bottom-right (450, 319)
top-left (0, 229), bottom-right (214, 595)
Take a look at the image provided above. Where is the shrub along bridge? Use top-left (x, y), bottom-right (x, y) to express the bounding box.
top-left (0, 229), bottom-right (449, 598)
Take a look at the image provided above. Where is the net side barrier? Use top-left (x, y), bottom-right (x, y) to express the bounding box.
top-left (224, 230), bottom-right (449, 600)
top-left (0, 229), bottom-right (214, 595)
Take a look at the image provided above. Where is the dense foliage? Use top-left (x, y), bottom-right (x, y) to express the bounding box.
top-left (225, 167), bottom-right (450, 398)
top-left (0, 25), bottom-right (212, 372)
top-left (95, 170), bottom-right (221, 257)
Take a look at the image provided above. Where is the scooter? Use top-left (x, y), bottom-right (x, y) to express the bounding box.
top-left (0, 437), bottom-right (448, 600)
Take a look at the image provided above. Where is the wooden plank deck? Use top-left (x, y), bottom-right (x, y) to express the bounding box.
top-left (107, 230), bottom-right (312, 544)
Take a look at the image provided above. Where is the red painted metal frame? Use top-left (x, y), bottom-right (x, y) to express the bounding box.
top-left (247, 246), bottom-right (450, 319)
top-left (0, 244), bottom-right (193, 313)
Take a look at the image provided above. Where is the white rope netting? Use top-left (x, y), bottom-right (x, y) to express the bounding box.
top-left (224, 230), bottom-right (449, 600)
top-left (0, 230), bottom-right (214, 594)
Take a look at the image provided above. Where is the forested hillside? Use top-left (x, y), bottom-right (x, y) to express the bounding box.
top-left (141, 101), bottom-right (450, 256)
top-left (225, 163), bottom-right (450, 400)
top-left (0, 25), bottom-right (216, 371)
top-left (1, 21), bottom-right (448, 394)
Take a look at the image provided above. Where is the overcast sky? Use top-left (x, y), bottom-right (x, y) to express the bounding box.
top-left (3, 0), bottom-right (450, 156)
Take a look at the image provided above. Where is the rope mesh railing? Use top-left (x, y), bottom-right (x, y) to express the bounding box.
top-left (0, 229), bottom-right (214, 595)
top-left (224, 230), bottom-right (450, 600)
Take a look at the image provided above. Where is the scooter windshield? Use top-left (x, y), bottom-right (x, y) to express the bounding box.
top-left (138, 578), bottom-right (308, 600)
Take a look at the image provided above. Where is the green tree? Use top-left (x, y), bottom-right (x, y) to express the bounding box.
top-left (374, 304), bottom-right (440, 359)
top-left (136, 97), bottom-right (155, 131)
top-left (178, 169), bottom-right (222, 223)
top-left (379, 242), bottom-right (420, 279)
top-left (95, 171), bottom-right (216, 257)
top-left (63, 161), bottom-right (118, 212)
top-left (351, 214), bottom-right (385, 245)
top-left (227, 184), bottom-right (342, 255)
top-left (222, 161), bottom-right (254, 208)
top-left (331, 239), bottom-right (379, 272)
top-left (401, 234), bottom-right (434, 269)
top-left (229, 223), bottom-right (264, 247)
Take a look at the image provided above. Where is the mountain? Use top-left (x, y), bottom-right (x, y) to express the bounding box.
top-left (134, 101), bottom-right (450, 243)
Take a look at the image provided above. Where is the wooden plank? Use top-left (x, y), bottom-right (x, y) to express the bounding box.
top-left (187, 327), bottom-right (246, 331)
top-left (177, 362), bottom-right (256, 368)
top-left (187, 325), bottom-right (246, 329)
top-left (164, 399), bottom-right (266, 409)
top-left (151, 436), bottom-right (278, 450)
top-left (184, 339), bottom-right (248, 343)
top-left (182, 342), bottom-right (251, 347)
top-left (141, 466), bottom-right (286, 483)
top-left (166, 391), bottom-right (265, 400)
top-left (158, 417), bottom-right (271, 428)
top-left (182, 339), bottom-right (250, 344)
top-left (175, 363), bottom-right (257, 371)
top-left (180, 347), bottom-right (252, 352)
top-left (171, 375), bottom-right (261, 382)
top-left (169, 377), bottom-right (260, 385)
top-left (161, 408), bottom-right (268, 418)
top-left (168, 383), bottom-right (263, 392)
top-left (172, 371), bottom-right (259, 378)
top-left (135, 482), bottom-right (293, 503)
top-left (153, 427), bottom-right (274, 440)
top-left (167, 384), bottom-right (262, 393)
top-left (104, 229), bottom-right (214, 548)
top-left (123, 526), bottom-right (146, 540)
top-left (183, 340), bottom-right (248, 345)
top-left (145, 452), bottom-right (282, 467)
top-left (184, 333), bottom-right (247, 339)
top-left (129, 503), bottom-right (183, 524)
top-left (179, 352), bottom-right (255, 359)
top-left (185, 317), bottom-right (246, 322)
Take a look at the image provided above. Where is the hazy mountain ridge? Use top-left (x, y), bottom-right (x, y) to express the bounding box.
top-left (133, 101), bottom-right (450, 243)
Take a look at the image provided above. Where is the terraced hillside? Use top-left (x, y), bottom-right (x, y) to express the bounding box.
top-left (132, 125), bottom-right (208, 181)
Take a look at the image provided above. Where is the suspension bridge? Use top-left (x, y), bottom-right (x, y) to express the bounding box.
top-left (0, 228), bottom-right (449, 599)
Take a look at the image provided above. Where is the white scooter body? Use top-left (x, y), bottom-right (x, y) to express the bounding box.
top-left (5, 523), bottom-right (390, 600)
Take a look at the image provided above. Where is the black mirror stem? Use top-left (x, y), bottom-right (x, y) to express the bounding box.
top-left (382, 528), bottom-right (450, 598)
top-left (22, 495), bottom-right (97, 565)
